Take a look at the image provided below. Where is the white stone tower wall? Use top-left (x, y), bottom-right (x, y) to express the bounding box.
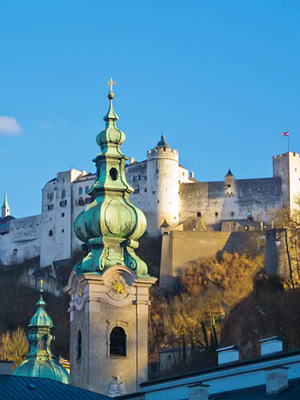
top-left (273, 152), bottom-right (300, 212)
top-left (146, 147), bottom-right (179, 232)
top-left (40, 169), bottom-right (83, 267)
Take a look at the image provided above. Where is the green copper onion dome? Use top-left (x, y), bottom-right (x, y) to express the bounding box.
top-left (13, 284), bottom-right (69, 384)
top-left (74, 79), bottom-right (149, 277)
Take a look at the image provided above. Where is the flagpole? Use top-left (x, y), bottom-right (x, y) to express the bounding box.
top-left (288, 134), bottom-right (290, 152)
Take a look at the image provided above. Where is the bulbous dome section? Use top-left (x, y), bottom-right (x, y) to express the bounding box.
top-left (13, 358), bottom-right (69, 384)
top-left (74, 196), bottom-right (146, 242)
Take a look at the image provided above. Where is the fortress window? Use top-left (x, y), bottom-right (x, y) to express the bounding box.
top-left (85, 186), bottom-right (89, 193)
top-left (152, 191), bottom-right (155, 195)
top-left (77, 330), bottom-right (82, 360)
top-left (79, 187), bottom-right (83, 195)
top-left (49, 230), bottom-right (53, 237)
top-left (61, 189), bottom-right (66, 199)
top-left (61, 213), bottom-right (65, 217)
top-left (110, 327), bottom-right (126, 357)
top-left (49, 193), bottom-right (54, 201)
top-left (231, 212), bottom-right (234, 216)
top-left (197, 212), bottom-right (201, 217)
top-left (48, 204), bottom-right (54, 211)
top-left (144, 188), bottom-right (147, 192)
top-left (227, 184), bottom-right (231, 188)
top-left (215, 212), bottom-right (218, 217)
top-left (62, 229), bottom-right (64, 233)
top-left (109, 168), bottom-right (118, 181)
top-left (13, 249), bottom-right (18, 255)
top-left (79, 198), bottom-right (85, 206)
top-left (60, 200), bottom-right (67, 207)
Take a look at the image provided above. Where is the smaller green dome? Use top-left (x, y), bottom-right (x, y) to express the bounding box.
top-left (29, 294), bottom-right (54, 328)
top-left (13, 288), bottom-right (69, 384)
top-left (13, 358), bottom-right (69, 384)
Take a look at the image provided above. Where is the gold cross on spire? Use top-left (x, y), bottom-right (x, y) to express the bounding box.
top-left (40, 279), bottom-right (44, 292)
top-left (107, 78), bottom-right (116, 93)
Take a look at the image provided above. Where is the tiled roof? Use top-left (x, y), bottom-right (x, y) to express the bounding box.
top-left (0, 375), bottom-right (110, 400)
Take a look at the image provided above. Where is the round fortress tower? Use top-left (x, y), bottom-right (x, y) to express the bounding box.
top-left (146, 135), bottom-right (180, 232)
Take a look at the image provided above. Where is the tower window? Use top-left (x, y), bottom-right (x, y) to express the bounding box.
top-left (48, 204), bottom-right (54, 211)
top-left (49, 230), bottom-right (53, 237)
top-left (61, 213), bottom-right (65, 217)
top-left (79, 197), bottom-right (85, 206)
top-left (85, 186), bottom-right (89, 193)
top-left (109, 168), bottom-right (118, 181)
top-left (231, 212), bottom-right (234, 216)
top-left (61, 189), bottom-right (66, 199)
top-left (60, 200), bottom-right (67, 207)
top-left (77, 330), bottom-right (82, 361)
top-left (197, 212), bottom-right (201, 217)
top-left (79, 187), bottom-right (83, 195)
top-left (215, 212), bottom-right (218, 217)
top-left (110, 327), bottom-right (126, 357)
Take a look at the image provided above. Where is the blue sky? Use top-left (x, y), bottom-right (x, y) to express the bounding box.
top-left (1, 1), bottom-right (300, 217)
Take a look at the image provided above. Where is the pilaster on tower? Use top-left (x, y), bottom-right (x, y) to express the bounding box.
top-left (66, 80), bottom-right (156, 396)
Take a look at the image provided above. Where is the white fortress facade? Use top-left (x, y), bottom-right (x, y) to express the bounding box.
top-left (1, 135), bottom-right (300, 267)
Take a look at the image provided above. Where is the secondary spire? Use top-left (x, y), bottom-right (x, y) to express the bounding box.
top-left (2, 189), bottom-right (10, 218)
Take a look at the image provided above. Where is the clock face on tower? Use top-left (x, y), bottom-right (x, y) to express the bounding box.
top-left (106, 273), bottom-right (130, 301)
top-left (75, 281), bottom-right (84, 305)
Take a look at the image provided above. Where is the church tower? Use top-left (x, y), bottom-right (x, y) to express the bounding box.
top-left (2, 189), bottom-right (10, 218)
top-left (66, 80), bottom-right (156, 396)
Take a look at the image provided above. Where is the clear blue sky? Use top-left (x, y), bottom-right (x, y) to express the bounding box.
top-left (1, 1), bottom-right (300, 217)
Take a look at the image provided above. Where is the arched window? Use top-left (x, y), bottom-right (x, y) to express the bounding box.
top-left (110, 327), bottom-right (126, 356)
top-left (77, 330), bottom-right (82, 360)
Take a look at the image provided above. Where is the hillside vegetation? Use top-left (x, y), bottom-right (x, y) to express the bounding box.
top-left (149, 252), bottom-right (264, 360)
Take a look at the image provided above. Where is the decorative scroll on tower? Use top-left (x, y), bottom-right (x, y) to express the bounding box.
top-left (66, 80), bottom-right (156, 396)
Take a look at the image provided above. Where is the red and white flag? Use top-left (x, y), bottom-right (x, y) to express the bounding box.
top-left (282, 131), bottom-right (289, 136)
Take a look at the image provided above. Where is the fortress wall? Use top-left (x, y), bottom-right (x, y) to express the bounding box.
top-left (0, 215), bottom-right (41, 265)
top-left (179, 178), bottom-right (282, 226)
top-left (125, 162), bottom-right (148, 209)
top-left (160, 230), bottom-right (265, 288)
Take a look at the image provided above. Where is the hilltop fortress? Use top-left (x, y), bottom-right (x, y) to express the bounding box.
top-left (1, 136), bottom-right (300, 271)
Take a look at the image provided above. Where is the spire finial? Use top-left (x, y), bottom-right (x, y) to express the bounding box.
top-left (107, 78), bottom-right (116, 101)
